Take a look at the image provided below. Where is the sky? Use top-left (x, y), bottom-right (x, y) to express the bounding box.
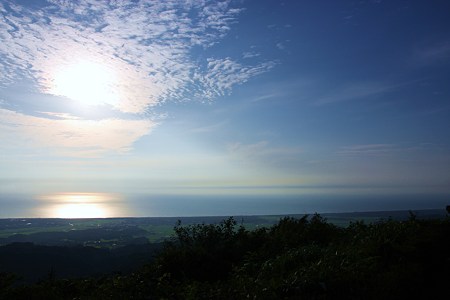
top-left (1, 0), bottom-right (450, 217)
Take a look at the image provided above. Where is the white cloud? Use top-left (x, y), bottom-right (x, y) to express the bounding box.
top-left (0, 0), bottom-right (275, 156)
top-left (276, 42), bottom-right (285, 50)
top-left (198, 58), bottom-right (276, 99)
top-left (0, 108), bottom-right (155, 157)
top-left (243, 51), bottom-right (260, 59)
top-left (0, 0), bottom-right (272, 113)
top-left (38, 111), bottom-right (81, 120)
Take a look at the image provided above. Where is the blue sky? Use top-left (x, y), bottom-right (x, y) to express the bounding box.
top-left (1, 0), bottom-right (450, 216)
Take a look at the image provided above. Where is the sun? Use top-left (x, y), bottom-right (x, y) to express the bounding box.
top-left (51, 61), bottom-right (119, 106)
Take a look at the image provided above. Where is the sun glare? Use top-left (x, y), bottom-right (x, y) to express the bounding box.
top-left (38, 193), bottom-right (125, 218)
top-left (55, 203), bottom-right (107, 218)
top-left (51, 61), bottom-right (119, 106)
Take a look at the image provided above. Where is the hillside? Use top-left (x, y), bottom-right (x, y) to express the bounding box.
top-left (1, 212), bottom-right (449, 299)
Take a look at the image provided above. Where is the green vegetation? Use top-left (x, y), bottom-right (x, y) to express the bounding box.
top-left (136, 224), bottom-right (175, 243)
top-left (0, 216), bottom-right (276, 247)
top-left (1, 213), bottom-right (448, 299)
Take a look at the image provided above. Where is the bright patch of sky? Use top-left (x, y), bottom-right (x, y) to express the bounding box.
top-left (1, 0), bottom-right (450, 216)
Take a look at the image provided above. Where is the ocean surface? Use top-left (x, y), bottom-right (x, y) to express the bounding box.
top-left (0, 193), bottom-right (448, 218)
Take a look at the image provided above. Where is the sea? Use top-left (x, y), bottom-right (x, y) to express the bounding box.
top-left (0, 192), bottom-right (448, 218)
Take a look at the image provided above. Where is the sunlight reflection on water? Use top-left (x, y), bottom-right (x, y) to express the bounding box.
top-left (0, 193), bottom-right (447, 219)
top-left (37, 193), bottom-right (128, 218)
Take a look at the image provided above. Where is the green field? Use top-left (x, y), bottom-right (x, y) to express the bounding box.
top-left (0, 209), bottom-right (447, 248)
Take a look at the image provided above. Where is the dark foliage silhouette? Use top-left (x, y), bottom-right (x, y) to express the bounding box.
top-left (1, 214), bottom-right (449, 299)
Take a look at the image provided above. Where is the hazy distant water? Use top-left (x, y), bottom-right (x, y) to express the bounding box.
top-left (0, 193), bottom-right (448, 218)
top-left (130, 194), bottom-right (450, 217)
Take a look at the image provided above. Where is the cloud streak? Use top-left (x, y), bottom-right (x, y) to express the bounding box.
top-left (335, 143), bottom-right (449, 158)
top-left (0, 108), bottom-right (155, 157)
top-left (413, 42), bottom-right (450, 66)
top-left (227, 141), bottom-right (303, 168)
top-left (312, 80), bottom-right (420, 105)
top-left (337, 144), bottom-right (397, 156)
